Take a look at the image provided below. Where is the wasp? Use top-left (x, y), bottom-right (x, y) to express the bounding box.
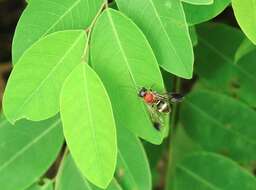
top-left (138, 87), bottom-right (184, 130)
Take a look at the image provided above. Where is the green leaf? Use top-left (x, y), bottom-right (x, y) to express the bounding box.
top-left (183, 0), bottom-right (231, 25)
top-left (195, 23), bottom-right (256, 106)
top-left (0, 114), bottom-right (63, 190)
top-left (174, 152), bottom-right (256, 190)
top-left (180, 90), bottom-right (256, 163)
top-left (55, 155), bottom-right (122, 190)
top-left (26, 180), bottom-right (53, 190)
top-left (189, 26), bottom-right (198, 46)
top-left (3, 30), bottom-right (86, 124)
top-left (182, 0), bottom-right (213, 5)
top-left (90, 9), bottom-right (168, 144)
top-left (60, 63), bottom-right (117, 188)
top-left (235, 38), bottom-right (256, 62)
top-left (12, 0), bottom-right (103, 64)
top-left (115, 0), bottom-right (194, 79)
top-left (232, 0), bottom-right (256, 45)
top-left (116, 126), bottom-right (151, 190)
top-left (165, 125), bottom-right (203, 190)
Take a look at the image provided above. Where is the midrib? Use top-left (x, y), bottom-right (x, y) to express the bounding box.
top-left (0, 119), bottom-right (60, 172)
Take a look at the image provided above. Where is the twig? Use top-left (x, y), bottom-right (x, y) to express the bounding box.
top-left (82, 1), bottom-right (108, 62)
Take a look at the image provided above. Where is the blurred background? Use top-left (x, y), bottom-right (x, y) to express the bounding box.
top-left (0, 0), bottom-right (26, 109)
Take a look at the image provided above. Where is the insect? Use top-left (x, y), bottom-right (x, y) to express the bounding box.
top-left (138, 87), bottom-right (184, 130)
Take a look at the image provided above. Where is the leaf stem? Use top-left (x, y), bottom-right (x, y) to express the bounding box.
top-left (82, 1), bottom-right (107, 62)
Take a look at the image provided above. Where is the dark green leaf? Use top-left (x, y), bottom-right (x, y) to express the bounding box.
top-left (174, 152), bottom-right (256, 190)
top-left (180, 90), bottom-right (256, 163)
top-left (195, 23), bottom-right (256, 106)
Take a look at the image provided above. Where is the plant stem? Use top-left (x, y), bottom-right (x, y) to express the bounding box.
top-left (82, 1), bottom-right (107, 62)
top-left (164, 77), bottom-right (181, 190)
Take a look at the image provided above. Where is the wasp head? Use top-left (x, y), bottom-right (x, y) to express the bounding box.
top-left (138, 87), bottom-right (147, 97)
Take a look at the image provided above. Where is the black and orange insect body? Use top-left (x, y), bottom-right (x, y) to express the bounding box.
top-left (138, 87), bottom-right (184, 131)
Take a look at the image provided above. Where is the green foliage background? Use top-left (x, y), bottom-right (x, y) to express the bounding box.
top-left (1, 0), bottom-right (256, 190)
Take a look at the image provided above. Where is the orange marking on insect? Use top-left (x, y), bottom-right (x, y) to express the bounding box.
top-left (143, 93), bottom-right (155, 104)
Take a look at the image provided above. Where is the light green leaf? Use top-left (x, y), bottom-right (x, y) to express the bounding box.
top-left (0, 114), bottom-right (63, 190)
top-left (180, 90), bottom-right (256, 163)
top-left (60, 63), bottom-right (117, 188)
top-left (174, 152), bottom-right (256, 190)
top-left (91, 9), bottom-right (168, 144)
top-left (235, 38), bottom-right (256, 62)
top-left (183, 0), bottom-right (231, 25)
top-left (116, 0), bottom-right (194, 79)
top-left (26, 179), bottom-right (53, 190)
top-left (3, 30), bottom-right (86, 124)
top-left (116, 126), bottom-right (151, 190)
top-left (195, 23), bottom-right (256, 106)
top-left (232, 0), bottom-right (256, 45)
top-left (189, 26), bottom-right (198, 46)
top-left (12, 0), bottom-right (103, 64)
top-left (55, 155), bottom-right (122, 190)
top-left (182, 0), bottom-right (213, 5)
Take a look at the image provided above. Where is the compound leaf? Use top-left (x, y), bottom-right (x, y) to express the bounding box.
top-left (12, 0), bottom-right (104, 63)
top-left (116, 0), bottom-right (194, 79)
top-left (195, 23), bottom-right (256, 106)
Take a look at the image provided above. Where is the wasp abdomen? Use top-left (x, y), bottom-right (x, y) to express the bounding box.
top-left (156, 100), bottom-right (170, 113)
